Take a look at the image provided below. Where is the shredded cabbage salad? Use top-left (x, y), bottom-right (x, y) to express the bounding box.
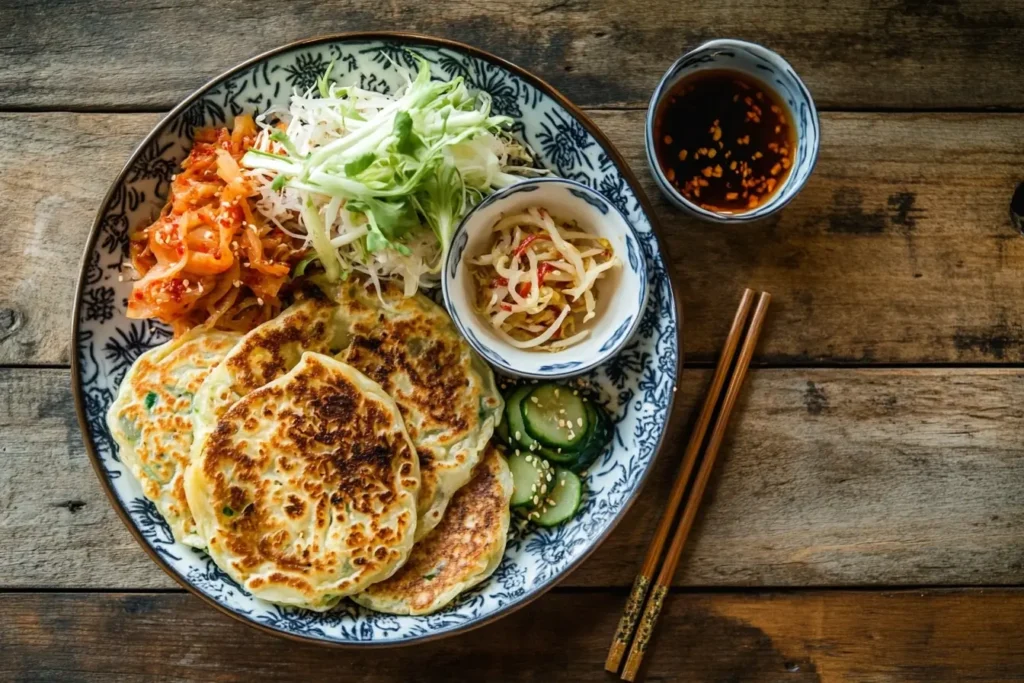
top-left (240, 57), bottom-right (545, 296)
top-left (469, 207), bottom-right (620, 351)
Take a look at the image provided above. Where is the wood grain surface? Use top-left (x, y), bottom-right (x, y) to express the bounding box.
top-left (5, 366), bottom-right (1022, 590)
top-left (3, 590), bottom-right (1023, 682)
top-left (4, 0), bottom-right (1024, 110)
top-left (3, 111), bottom-right (1024, 365)
top-left (4, 2), bottom-right (1024, 678)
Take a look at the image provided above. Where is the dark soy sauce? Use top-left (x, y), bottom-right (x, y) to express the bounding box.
top-left (654, 69), bottom-right (796, 214)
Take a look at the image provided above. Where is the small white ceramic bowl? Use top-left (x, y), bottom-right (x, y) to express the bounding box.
top-left (645, 38), bottom-right (820, 223)
top-left (443, 178), bottom-right (648, 379)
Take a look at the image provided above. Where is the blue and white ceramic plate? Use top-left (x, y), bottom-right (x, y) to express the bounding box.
top-left (72, 33), bottom-right (681, 647)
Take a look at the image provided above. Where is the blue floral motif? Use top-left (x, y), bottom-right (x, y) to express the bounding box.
top-left (568, 187), bottom-right (609, 214)
top-left (598, 173), bottom-right (633, 217)
top-left (283, 52), bottom-right (331, 94)
top-left (127, 139), bottom-right (177, 198)
top-left (599, 316), bottom-right (634, 353)
top-left (126, 498), bottom-right (181, 562)
top-left (74, 36), bottom-right (678, 647)
top-left (358, 72), bottom-right (392, 95)
top-left (536, 110), bottom-right (594, 180)
top-left (537, 360), bottom-right (583, 372)
top-left (103, 321), bottom-right (170, 387)
top-left (83, 286), bottom-right (116, 323)
top-left (171, 98), bottom-right (225, 139)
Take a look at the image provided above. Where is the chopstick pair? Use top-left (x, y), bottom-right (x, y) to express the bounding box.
top-left (604, 288), bottom-right (771, 681)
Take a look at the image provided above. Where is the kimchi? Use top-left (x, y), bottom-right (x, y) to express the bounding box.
top-left (127, 115), bottom-right (305, 335)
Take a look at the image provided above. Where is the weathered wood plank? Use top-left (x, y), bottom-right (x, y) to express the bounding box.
top-left (0, 113), bottom-right (160, 365)
top-left (4, 367), bottom-right (1023, 590)
top-left (3, 112), bottom-right (1024, 365)
top-left (4, 0), bottom-right (1024, 110)
top-left (3, 589), bottom-right (1023, 681)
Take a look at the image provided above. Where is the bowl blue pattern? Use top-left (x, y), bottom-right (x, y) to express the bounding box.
top-left (442, 178), bottom-right (648, 380)
top-left (645, 38), bottom-right (820, 222)
top-left (72, 33), bottom-right (680, 646)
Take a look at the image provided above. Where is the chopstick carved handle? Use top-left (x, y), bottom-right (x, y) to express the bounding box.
top-left (621, 584), bottom-right (669, 681)
top-left (605, 574), bottom-right (652, 671)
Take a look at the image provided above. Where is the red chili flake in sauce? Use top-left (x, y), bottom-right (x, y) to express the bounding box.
top-left (654, 69), bottom-right (795, 214)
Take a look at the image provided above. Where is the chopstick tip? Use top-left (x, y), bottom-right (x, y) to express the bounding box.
top-left (605, 643), bottom-right (626, 673)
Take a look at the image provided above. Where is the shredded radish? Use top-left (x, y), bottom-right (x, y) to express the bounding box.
top-left (469, 206), bottom-right (619, 351)
top-left (240, 58), bottom-right (547, 298)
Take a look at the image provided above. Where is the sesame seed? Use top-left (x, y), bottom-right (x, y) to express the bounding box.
top-left (514, 448), bottom-right (521, 456)
top-left (546, 473), bottom-right (553, 482)
top-left (515, 431), bottom-right (521, 441)
top-left (530, 396), bottom-right (539, 404)
top-left (546, 498), bottom-right (557, 506)
top-left (532, 496), bottom-right (540, 505)
top-left (558, 419), bottom-right (566, 427)
top-left (554, 388), bottom-right (560, 397)
top-left (573, 390), bottom-right (579, 396)
top-left (577, 417), bottom-right (584, 427)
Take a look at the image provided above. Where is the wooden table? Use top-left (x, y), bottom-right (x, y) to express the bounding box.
top-left (3, 1), bottom-right (1024, 680)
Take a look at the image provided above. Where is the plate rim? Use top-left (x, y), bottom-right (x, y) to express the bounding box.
top-left (70, 30), bottom-right (685, 648)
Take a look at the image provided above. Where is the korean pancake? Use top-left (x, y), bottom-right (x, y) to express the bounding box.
top-left (184, 352), bottom-right (420, 611)
top-left (106, 330), bottom-right (242, 547)
top-left (351, 445), bottom-right (512, 615)
top-left (190, 295), bottom-right (346, 455)
top-left (333, 280), bottom-right (504, 540)
top-left (192, 279), bottom-right (503, 542)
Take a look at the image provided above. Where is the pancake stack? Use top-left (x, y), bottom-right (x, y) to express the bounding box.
top-left (108, 280), bottom-right (509, 615)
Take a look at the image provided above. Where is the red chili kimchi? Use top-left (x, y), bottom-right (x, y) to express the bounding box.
top-left (127, 115), bottom-right (305, 336)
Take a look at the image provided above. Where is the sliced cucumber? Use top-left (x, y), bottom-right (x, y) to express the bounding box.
top-left (525, 467), bottom-right (583, 527)
top-left (522, 384), bottom-right (589, 449)
top-left (505, 385), bottom-right (540, 451)
top-left (568, 401), bottom-right (611, 474)
top-left (538, 444), bottom-right (578, 464)
top-left (507, 451), bottom-right (554, 508)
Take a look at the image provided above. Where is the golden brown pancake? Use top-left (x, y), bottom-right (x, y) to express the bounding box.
top-left (106, 330), bottom-right (242, 547)
top-left (185, 352), bottom-right (420, 610)
top-left (333, 280), bottom-right (503, 540)
top-left (352, 445), bottom-right (512, 615)
top-left (190, 296), bottom-right (347, 456)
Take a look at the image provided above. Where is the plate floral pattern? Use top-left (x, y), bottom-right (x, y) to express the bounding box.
top-left (74, 34), bottom-right (680, 646)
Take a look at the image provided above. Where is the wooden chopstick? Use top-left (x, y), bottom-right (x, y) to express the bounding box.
top-left (620, 291), bottom-right (771, 682)
top-left (604, 288), bottom-right (757, 673)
